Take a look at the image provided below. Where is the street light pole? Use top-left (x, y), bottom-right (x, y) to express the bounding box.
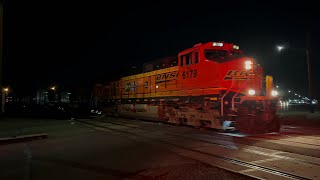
top-left (306, 31), bottom-right (313, 99)
top-left (0, 0), bottom-right (3, 114)
top-left (306, 49), bottom-right (312, 97)
top-left (0, 0), bottom-right (6, 114)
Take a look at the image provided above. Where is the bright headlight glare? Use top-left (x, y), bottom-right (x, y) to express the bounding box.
top-left (245, 60), bottom-right (252, 70)
top-left (271, 90), bottom-right (278, 96)
top-left (248, 89), bottom-right (256, 96)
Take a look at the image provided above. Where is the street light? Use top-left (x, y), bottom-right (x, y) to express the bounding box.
top-left (277, 45), bottom-right (284, 52)
top-left (51, 86), bottom-right (56, 91)
top-left (3, 87), bottom-right (8, 93)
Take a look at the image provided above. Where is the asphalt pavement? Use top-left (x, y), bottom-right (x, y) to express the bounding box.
top-left (1, 108), bottom-right (319, 180)
top-left (0, 118), bottom-right (251, 180)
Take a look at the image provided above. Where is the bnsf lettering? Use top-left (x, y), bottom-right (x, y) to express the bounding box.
top-left (224, 70), bottom-right (249, 80)
top-left (156, 71), bottom-right (179, 82)
top-left (239, 71), bottom-right (248, 76)
top-left (227, 70), bottom-right (238, 76)
top-left (169, 73), bottom-right (176, 78)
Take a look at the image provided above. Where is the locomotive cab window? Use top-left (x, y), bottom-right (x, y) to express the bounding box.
top-left (230, 50), bottom-right (243, 57)
top-left (205, 50), bottom-right (229, 63)
top-left (180, 52), bottom-right (195, 66)
top-left (185, 53), bottom-right (191, 65)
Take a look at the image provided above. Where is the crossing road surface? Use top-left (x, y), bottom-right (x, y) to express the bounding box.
top-left (0, 118), bottom-right (250, 180)
top-left (1, 115), bottom-right (320, 180)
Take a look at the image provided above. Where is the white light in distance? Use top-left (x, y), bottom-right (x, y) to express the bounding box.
top-left (277, 45), bottom-right (284, 51)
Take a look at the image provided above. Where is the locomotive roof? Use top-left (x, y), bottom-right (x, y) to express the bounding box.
top-left (178, 41), bottom-right (240, 55)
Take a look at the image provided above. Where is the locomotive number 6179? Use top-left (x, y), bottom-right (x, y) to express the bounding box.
top-left (182, 69), bottom-right (197, 79)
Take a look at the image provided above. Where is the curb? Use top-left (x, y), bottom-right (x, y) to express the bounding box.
top-left (0, 133), bottom-right (48, 145)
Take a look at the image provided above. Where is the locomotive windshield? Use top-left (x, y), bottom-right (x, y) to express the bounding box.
top-left (205, 50), bottom-right (228, 62)
top-left (229, 50), bottom-right (242, 57)
top-left (205, 50), bottom-right (243, 62)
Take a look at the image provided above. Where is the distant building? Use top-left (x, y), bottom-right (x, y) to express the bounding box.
top-left (33, 87), bottom-right (90, 106)
top-left (60, 92), bottom-right (71, 103)
top-left (36, 90), bottom-right (49, 105)
top-left (35, 89), bottom-right (71, 104)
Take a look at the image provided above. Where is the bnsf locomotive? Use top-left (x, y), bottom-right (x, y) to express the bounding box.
top-left (93, 42), bottom-right (280, 134)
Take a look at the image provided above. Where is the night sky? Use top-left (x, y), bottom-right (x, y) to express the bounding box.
top-left (4, 1), bottom-right (320, 97)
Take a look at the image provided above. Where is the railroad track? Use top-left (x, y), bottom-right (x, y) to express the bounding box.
top-left (98, 119), bottom-right (320, 166)
top-left (77, 119), bottom-right (314, 180)
top-left (104, 119), bottom-right (320, 159)
top-left (92, 117), bottom-right (320, 156)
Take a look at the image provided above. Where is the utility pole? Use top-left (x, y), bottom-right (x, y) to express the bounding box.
top-left (305, 9), bottom-right (315, 113)
top-left (0, 0), bottom-right (4, 114)
top-left (306, 31), bottom-right (313, 99)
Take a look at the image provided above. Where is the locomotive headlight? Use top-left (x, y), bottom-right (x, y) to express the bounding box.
top-left (245, 60), bottom-right (252, 70)
top-left (248, 89), bottom-right (256, 96)
top-left (244, 61), bottom-right (252, 70)
top-left (213, 42), bottom-right (223, 47)
top-left (271, 90), bottom-right (278, 97)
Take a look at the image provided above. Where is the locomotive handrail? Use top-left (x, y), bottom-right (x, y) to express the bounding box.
top-left (220, 77), bottom-right (235, 117)
top-left (231, 78), bottom-right (249, 111)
